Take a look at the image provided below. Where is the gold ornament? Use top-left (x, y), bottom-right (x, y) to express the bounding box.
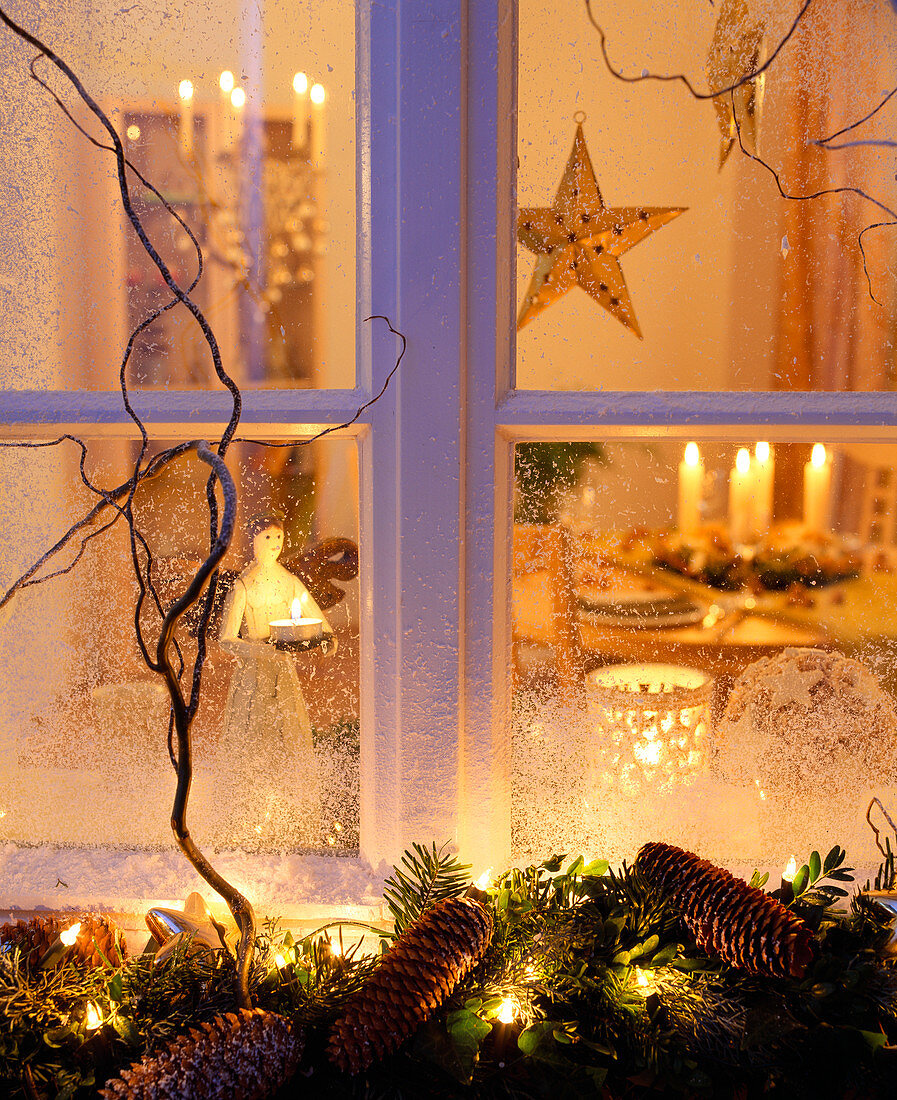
top-left (707, 0), bottom-right (766, 169)
top-left (145, 891), bottom-right (228, 964)
top-left (517, 119), bottom-right (685, 338)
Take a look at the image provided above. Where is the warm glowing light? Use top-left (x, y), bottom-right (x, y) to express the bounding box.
top-left (683, 442), bottom-right (699, 467)
top-left (219, 70), bottom-right (235, 94)
top-left (126, 124), bottom-right (141, 141)
top-left (476, 869), bottom-right (494, 890)
top-left (811, 443), bottom-right (826, 468)
top-left (85, 1002), bottom-right (102, 1030)
top-left (290, 598), bottom-right (303, 622)
top-left (293, 71), bottom-right (308, 94)
top-left (755, 440), bottom-right (770, 464)
top-left (310, 82), bottom-right (326, 105)
top-left (274, 953), bottom-right (286, 968)
top-left (783, 855), bottom-right (797, 882)
top-left (60, 923), bottom-right (81, 947)
top-left (496, 999), bottom-right (516, 1024)
top-left (329, 938), bottom-right (343, 957)
top-left (635, 968), bottom-right (651, 988)
top-left (178, 80), bottom-right (194, 102)
top-left (230, 87), bottom-right (246, 109)
top-left (735, 448), bottom-right (750, 475)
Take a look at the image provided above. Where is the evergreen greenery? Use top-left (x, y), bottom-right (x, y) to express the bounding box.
top-left (4, 841), bottom-right (897, 1099)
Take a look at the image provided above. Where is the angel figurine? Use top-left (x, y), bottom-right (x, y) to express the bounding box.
top-left (215, 510), bottom-right (336, 848)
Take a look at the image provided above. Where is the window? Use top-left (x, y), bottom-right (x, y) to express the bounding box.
top-left (1, 0), bottom-right (896, 911)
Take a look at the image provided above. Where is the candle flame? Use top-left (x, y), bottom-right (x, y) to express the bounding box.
top-left (85, 1002), bottom-right (102, 1030)
top-left (475, 868), bottom-right (493, 890)
top-left (684, 441), bottom-right (699, 467)
top-left (178, 80), bottom-right (194, 102)
top-left (755, 441), bottom-right (770, 463)
top-left (735, 448), bottom-right (750, 475)
top-left (310, 82), bottom-right (326, 105)
top-left (783, 855), bottom-right (797, 882)
top-left (293, 71), bottom-right (308, 94)
top-left (230, 87), bottom-right (246, 109)
top-left (291, 598), bottom-right (303, 623)
top-left (811, 443), bottom-right (826, 467)
top-left (497, 998), bottom-right (516, 1024)
top-left (60, 922), bottom-right (81, 946)
top-left (219, 70), bottom-right (235, 94)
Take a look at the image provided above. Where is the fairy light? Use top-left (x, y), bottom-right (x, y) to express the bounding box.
top-left (177, 79), bottom-right (194, 103)
top-left (219, 70), bottom-right (235, 94)
top-left (782, 855), bottom-right (797, 883)
top-left (85, 1002), bottom-right (102, 1030)
top-left (496, 999), bottom-right (516, 1024)
top-left (811, 443), bottom-right (826, 468)
top-left (684, 441), bottom-right (700, 467)
top-left (60, 922), bottom-right (81, 946)
top-left (476, 868), bottom-right (494, 890)
top-left (274, 953), bottom-right (286, 969)
top-left (126, 124), bottom-right (141, 141)
top-left (310, 82), bottom-right (325, 105)
top-left (755, 440), bottom-right (770, 464)
top-left (292, 71), bottom-right (308, 95)
top-left (230, 87), bottom-right (246, 109)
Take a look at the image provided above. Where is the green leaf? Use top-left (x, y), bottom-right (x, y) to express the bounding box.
top-left (582, 858), bottom-right (609, 878)
top-left (649, 942), bottom-right (680, 967)
top-left (566, 855), bottom-right (584, 877)
top-left (111, 1015), bottom-right (139, 1045)
top-left (791, 865), bottom-right (809, 898)
top-left (809, 850), bottom-right (821, 883)
top-left (42, 1026), bottom-right (73, 1048)
top-left (107, 973), bottom-right (123, 1003)
top-left (859, 1029), bottom-right (887, 1052)
top-left (823, 845), bottom-right (843, 874)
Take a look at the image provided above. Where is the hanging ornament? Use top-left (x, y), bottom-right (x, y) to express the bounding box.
top-left (707, 0), bottom-right (766, 169)
top-left (99, 1008), bottom-right (302, 1100)
top-left (637, 841), bottom-right (814, 979)
top-left (328, 897), bottom-right (493, 1074)
top-left (517, 115), bottom-right (685, 338)
top-left (145, 891), bottom-right (228, 964)
top-left (861, 891), bottom-right (897, 956)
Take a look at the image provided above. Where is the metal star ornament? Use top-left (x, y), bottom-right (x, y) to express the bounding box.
top-left (517, 119), bottom-right (686, 338)
top-left (145, 891), bottom-right (228, 964)
top-left (862, 891), bottom-right (897, 956)
top-left (707, 0), bottom-right (766, 169)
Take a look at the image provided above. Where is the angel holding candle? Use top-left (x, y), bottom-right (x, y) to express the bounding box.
top-left (215, 510), bottom-right (336, 848)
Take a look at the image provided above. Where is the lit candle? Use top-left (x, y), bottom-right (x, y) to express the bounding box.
top-left (269, 597), bottom-right (322, 644)
top-left (803, 443), bottom-right (831, 534)
top-left (752, 441), bottom-right (774, 538)
top-left (219, 70), bottom-right (235, 149)
top-left (728, 447), bottom-right (756, 545)
top-left (310, 81), bottom-right (326, 168)
top-left (677, 442), bottom-right (704, 539)
top-left (177, 79), bottom-right (194, 157)
top-left (292, 71), bottom-right (309, 150)
top-left (229, 86), bottom-right (246, 152)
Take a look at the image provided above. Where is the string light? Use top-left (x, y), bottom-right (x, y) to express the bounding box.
top-left (496, 999), bottom-right (516, 1024)
top-left (60, 923), bottom-right (81, 946)
top-left (85, 1002), bottom-right (102, 1030)
top-left (219, 70), bottom-right (235, 94)
top-left (292, 72), bottom-right (308, 95)
top-left (310, 83), bottom-right (325, 105)
top-left (476, 868), bottom-right (494, 890)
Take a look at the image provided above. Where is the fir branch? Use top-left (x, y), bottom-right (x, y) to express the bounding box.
top-left (383, 843), bottom-right (471, 935)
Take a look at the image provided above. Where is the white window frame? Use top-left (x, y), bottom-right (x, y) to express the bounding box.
top-left (2, 1), bottom-right (897, 904)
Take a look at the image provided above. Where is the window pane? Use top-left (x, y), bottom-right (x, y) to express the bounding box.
top-left (0, 434), bottom-right (359, 853)
top-left (512, 439), bottom-right (897, 869)
top-left (0, 1), bottom-right (355, 390)
top-left (515, 0), bottom-right (897, 392)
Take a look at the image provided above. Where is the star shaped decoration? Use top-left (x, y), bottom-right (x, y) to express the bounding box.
top-left (707, 0), bottom-right (766, 169)
top-left (517, 123), bottom-right (685, 338)
top-left (145, 891), bottom-right (229, 964)
top-left (861, 891), bottom-right (897, 955)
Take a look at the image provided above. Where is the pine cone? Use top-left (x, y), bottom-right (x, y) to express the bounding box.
top-left (328, 897), bottom-right (493, 1074)
top-left (100, 1009), bottom-right (302, 1100)
top-left (0, 914), bottom-right (127, 969)
top-left (637, 842), bottom-right (814, 979)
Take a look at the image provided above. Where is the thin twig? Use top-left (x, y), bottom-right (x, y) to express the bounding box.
top-left (583, 0), bottom-right (813, 99)
top-left (867, 798), bottom-right (897, 861)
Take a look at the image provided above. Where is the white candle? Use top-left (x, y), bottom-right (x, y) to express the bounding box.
top-left (310, 81), bottom-right (326, 168)
top-left (219, 70), bottom-right (235, 149)
top-left (803, 443), bottom-right (831, 533)
top-left (728, 447), bottom-right (755, 545)
top-left (178, 79), bottom-right (194, 157)
top-left (677, 442), bottom-right (704, 539)
top-left (229, 86), bottom-right (246, 152)
top-left (292, 71), bottom-right (309, 150)
top-left (752, 441), bottom-right (774, 538)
